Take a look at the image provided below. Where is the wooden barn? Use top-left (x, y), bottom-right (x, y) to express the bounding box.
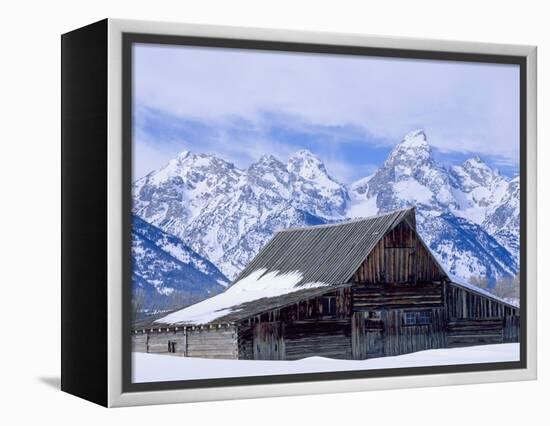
top-left (132, 207), bottom-right (519, 360)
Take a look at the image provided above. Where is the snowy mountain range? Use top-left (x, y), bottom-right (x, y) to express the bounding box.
top-left (132, 129), bottom-right (520, 308)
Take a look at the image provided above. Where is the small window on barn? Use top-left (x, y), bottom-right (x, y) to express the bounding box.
top-left (403, 312), bottom-right (416, 326)
top-left (418, 311), bottom-right (432, 325)
top-left (322, 296), bottom-right (336, 316)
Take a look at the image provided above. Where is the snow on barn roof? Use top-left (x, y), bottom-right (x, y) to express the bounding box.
top-left (153, 270), bottom-right (352, 326)
top-left (153, 208), bottom-right (416, 326)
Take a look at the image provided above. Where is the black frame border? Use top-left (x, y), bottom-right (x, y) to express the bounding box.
top-left (122, 32), bottom-right (528, 394)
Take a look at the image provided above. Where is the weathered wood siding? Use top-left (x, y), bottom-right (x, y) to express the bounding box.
top-left (186, 326), bottom-right (238, 359)
top-left (351, 221), bottom-right (445, 285)
top-left (349, 221), bottom-right (448, 360)
top-left (446, 319), bottom-right (504, 348)
top-left (352, 283), bottom-right (443, 310)
top-left (238, 319), bottom-right (352, 361)
top-left (132, 331), bottom-right (148, 353)
top-left (253, 322), bottom-right (285, 360)
top-left (283, 320), bottom-right (352, 360)
top-left (346, 221), bottom-right (520, 358)
top-left (237, 289), bottom-right (353, 360)
top-left (237, 326), bottom-right (254, 360)
top-left (503, 316), bottom-right (520, 343)
top-left (137, 328), bottom-right (187, 355)
top-left (383, 308), bottom-right (447, 356)
top-left (132, 327), bottom-right (238, 359)
top-left (445, 283), bottom-right (519, 319)
top-left (445, 283), bottom-right (520, 346)
top-left (351, 308), bottom-right (446, 359)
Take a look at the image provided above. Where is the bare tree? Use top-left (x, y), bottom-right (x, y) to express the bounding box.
top-left (469, 274), bottom-right (519, 303)
top-left (468, 275), bottom-right (490, 290)
top-left (492, 274), bottom-right (520, 301)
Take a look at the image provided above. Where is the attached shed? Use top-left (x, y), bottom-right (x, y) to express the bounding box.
top-left (132, 207), bottom-right (519, 360)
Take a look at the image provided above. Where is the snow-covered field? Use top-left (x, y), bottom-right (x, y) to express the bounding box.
top-left (132, 343), bottom-right (519, 383)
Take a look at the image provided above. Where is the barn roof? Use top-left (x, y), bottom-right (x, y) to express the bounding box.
top-left (234, 207), bottom-right (419, 286)
top-left (152, 208), bottom-right (421, 326)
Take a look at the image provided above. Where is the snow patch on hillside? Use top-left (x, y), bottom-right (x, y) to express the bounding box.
top-left (347, 196), bottom-right (378, 218)
top-left (393, 179), bottom-right (433, 204)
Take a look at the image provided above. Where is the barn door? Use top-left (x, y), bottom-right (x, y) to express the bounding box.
top-left (366, 329), bottom-right (385, 358)
top-left (365, 312), bottom-right (385, 358)
top-left (253, 322), bottom-right (284, 360)
top-left (352, 311), bottom-right (385, 359)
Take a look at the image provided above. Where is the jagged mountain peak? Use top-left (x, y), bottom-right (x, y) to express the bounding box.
top-left (178, 150), bottom-right (236, 169)
top-left (167, 149), bottom-right (241, 172)
top-left (176, 149), bottom-right (191, 161)
top-left (172, 149), bottom-right (211, 165)
top-left (365, 129), bottom-right (455, 212)
top-left (287, 149), bottom-right (328, 175)
top-left (401, 129), bottom-right (429, 147)
top-left (467, 154), bottom-right (482, 163)
top-left (288, 149), bottom-right (340, 183)
top-left (249, 154), bottom-right (289, 177)
top-left (451, 155), bottom-right (507, 199)
top-left (286, 149), bottom-right (348, 218)
top-left (247, 154), bottom-right (291, 191)
top-left (459, 155), bottom-right (498, 176)
top-left (251, 154), bottom-right (286, 168)
top-left (144, 149), bottom-right (243, 185)
top-left (289, 148), bottom-right (319, 159)
top-left (258, 153), bottom-right (278, 162)
top-left (386, 129), bottom-right (433, 166)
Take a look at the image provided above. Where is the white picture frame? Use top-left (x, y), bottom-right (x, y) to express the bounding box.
top-left (61, 18), bottom-right (537, 407)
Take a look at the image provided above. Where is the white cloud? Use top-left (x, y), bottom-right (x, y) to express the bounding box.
top-left (133, 43), bottom-right (520, 173)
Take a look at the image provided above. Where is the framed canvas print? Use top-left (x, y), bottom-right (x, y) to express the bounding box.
top-left (61, 18), bottom-right (537, 407)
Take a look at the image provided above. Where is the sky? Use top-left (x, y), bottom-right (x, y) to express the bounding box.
top-left (133, 43), bottom-right (520, 183)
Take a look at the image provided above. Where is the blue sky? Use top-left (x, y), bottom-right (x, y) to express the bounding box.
top-left (133, 43), bottom-right (520, 182)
